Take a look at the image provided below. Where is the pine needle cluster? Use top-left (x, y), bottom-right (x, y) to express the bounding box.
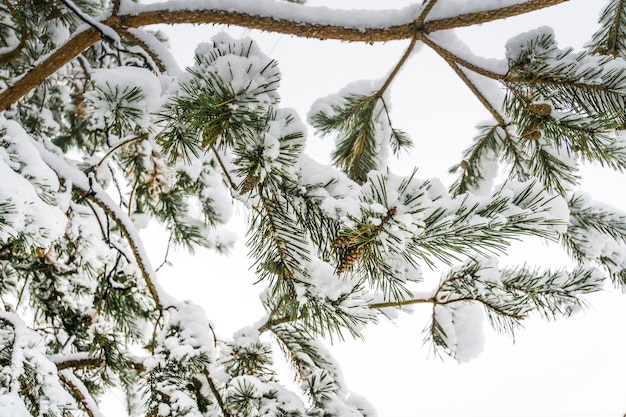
top-left (1, 1), bottom-right (626, 416)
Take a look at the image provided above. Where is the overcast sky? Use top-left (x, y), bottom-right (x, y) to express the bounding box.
top-left (134, 1), bottom-right (626, 416)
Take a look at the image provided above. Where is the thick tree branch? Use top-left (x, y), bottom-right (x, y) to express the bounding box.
top-left (0, 27), bottom-right (99, 111)
top-left (122, 0), bottom-right (568, 40)
top-left (0, 0), bottom-right (568, 111)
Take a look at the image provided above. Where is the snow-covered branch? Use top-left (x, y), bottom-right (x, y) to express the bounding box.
top-left (0, 0), bottom-right (567, 111)
top-left (33, 142), bottom-right (168, 312)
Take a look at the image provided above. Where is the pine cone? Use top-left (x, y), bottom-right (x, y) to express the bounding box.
top-left (336, 245), bottom-right (365, 274)
top-left (521, 126), bottom-right (541, 141)
top-left (73, 92), bottom-right (88, 120)
top-left (331, 234), bottom-right (356, 248)
top-left (239, 174), bottom-right (259, 195)
top-left (527, 103), bottom-right (552, 116)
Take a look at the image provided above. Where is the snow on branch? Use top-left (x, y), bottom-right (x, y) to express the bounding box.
top-left (0, 0), bottom-right (569, 111)
top-left (30, 138), bottom-right (169, 311)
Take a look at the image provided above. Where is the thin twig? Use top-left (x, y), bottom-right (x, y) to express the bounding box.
top-left (211, 147), bottom-right (238, 191)
top-left (415, 0), bottom-right (440, 26)
top-left (94, 133), bottom-right (148, 176)
top-left (60, 0), bottom-right (118, 43)
top-left (377, 38), bottom-right (418, 98)
top-left (368, 297), bottom-right (434, 309)
top-left (418, 33), bottom-right (506, 124)
top-left (204, 370), bottom-right (230, 417)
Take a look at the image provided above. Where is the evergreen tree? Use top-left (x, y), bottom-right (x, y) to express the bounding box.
top-left (0, 0), bottom-right (624, 415)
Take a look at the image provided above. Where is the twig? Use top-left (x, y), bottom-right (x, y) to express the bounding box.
top-left (204, 370), bottom-right (230, 417)
top-left (376, 38), bottom-right (418, 98)
top-left (211, 147), bottom-right (238, 191)
top-left (94, 133), bottom-right (148, 176)
top-left (368, 297), bottom-right (433, 309)
top-left (60, 0), bottom-right (118, 43)
top-left (418, 33), bottom-right (506, 125)
top-left (415, 0), bottom-right (440, 26)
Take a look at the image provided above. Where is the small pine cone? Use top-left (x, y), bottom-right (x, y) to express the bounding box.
top-left (527, 103), bottom-right (552, 116)
top-left (336, 245), bottom-right (365, 274)
top-left (460, 160), bottom-right (469, 170)
top-left (331, 234), bottom-right (356, 248)
top-left (521, 126), bottom-right (541, 141)
top-left (73, 92), bottom-right (88, 120)
top-left (239, 174), bottom-right (259, 195)
top-left (595, 47), bottom-right (608, 55)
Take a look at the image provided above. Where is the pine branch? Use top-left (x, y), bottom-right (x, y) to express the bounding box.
top-left (505, 32), bottom-right (626, 123)
top-left (59, 370), bottom-right (100, 417)
top-left (591, 0), bottom-right (626, 56)
top-left (0, 0), bottom-right (569, 110)
top-left (36, 145), bottom-right (165, 311)
top-left (449, 124), bottom-right (506, 195)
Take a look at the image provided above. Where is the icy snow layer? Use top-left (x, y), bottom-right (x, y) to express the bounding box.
top-left (427, 0), bottom-right (535, 21)
top-left (120, 0), bottom-right (421, 29)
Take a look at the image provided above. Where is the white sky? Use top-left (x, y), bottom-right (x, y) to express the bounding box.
top-left (130, 1), bottom-right (626, 417)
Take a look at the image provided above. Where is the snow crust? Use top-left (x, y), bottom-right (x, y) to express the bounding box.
top-left (121, 0), bottom-right (421, 29)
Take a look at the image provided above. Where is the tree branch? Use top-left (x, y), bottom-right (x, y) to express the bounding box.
top-left (423, 0), bottom-right (568, 32)
top-left (52, 355), bottom-right (147, 372)
top-left (416, 0), bottom-right (439, 26)
top-left (58, 370), bottom-right (101, 417)
top-left (0, 0), bottom-right (569, 111)
top-left (376, 38), bottom-right (418, 98)
top-left (204, 370), bottom-right (230, 417)
top-left (0, 27), bottom-right (100, 111)
top-left (118, 28), bottom-right (167, 73)
top-left (34, 143), bottom-right (165, 312)
top-left (78, 187), bottom-right (163, 311)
